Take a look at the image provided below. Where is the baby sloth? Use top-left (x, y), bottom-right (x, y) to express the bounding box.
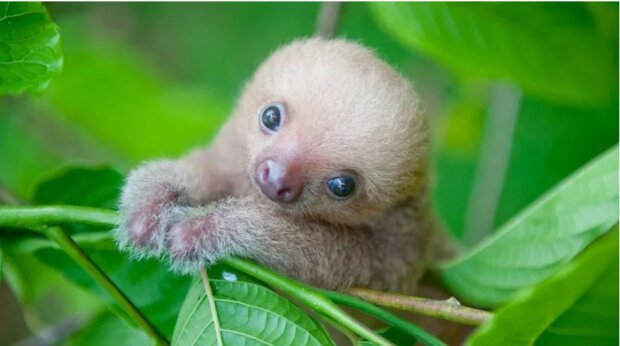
top-left (116, 38), bottom-right (439, 293)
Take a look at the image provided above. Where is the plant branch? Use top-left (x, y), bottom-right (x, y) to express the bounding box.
top-left (0, 185), bottom-right (22, 205)
top-left (319, 289), bottom-right (446, 346)
top-left (0, 205), bottom-right (118, 229)
top-left (0, 207), bottom-right (167, 345)
top-left (349, 288), bottom-right (491, 326)
top-left (221, 258), bottom-right (392, 346)
top-left (464, 84), bottom-right (522, 245)
top-left (38, 226), bottom-right (168, 345)
top-left (315, 2), bottom-right (342, 38)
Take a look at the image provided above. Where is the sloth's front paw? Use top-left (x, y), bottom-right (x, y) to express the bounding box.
top-left (116, 189), bottom-right (180, 258)
top-left (115, 161), bottom-right (184, 258)
top-left (166, 212), bottom-right (219, 273)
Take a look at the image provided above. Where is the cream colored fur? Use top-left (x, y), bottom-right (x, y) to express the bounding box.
top-left (115, 37), bottom-right (440, 292)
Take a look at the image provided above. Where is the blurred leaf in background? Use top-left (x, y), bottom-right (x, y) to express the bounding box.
top-left (369, 2), bottom-right (618, 106)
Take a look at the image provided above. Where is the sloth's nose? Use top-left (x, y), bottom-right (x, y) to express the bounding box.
top-left (255, 158), bottom-right (303, 203)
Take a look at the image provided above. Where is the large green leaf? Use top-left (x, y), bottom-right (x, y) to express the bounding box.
top-left (442, 146), bottom-right (619, 307)
top-left (0, 2), bottom-right (62, 94)
top-left (32, 166), bottom-right (124, 209)
top-left (172, 274), bottom-right (334, 346)
top-left (369, 3), bottom-right (618, 105)
top-left (467, 227), bottom-right (618, 345)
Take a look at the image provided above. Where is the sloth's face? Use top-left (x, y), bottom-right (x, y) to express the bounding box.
top-left (237, 38), bottom-right (428, 225)
top-left (254, 101), bottom-right (358, 205)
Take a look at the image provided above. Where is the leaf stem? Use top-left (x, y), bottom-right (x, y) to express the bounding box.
top-left (463, 84), bottom-right (521, 245)
top-left (0, 205), bottom-right (485, 344)
top-left (199, 268), bottom-right (223, 346)
top-left (220, 258), bottom-right (393, 346)
top-left (0, 205), bottom-right (118, 229)
top-left (318, 289), bottom-right (446, 346)
top-left (0, 207), bottom-right (167, 345)
top-left (349, 288), bottom-right (491, 326)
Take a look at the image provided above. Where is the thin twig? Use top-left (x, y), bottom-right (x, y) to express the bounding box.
top-left (319, 289), bottom-right (446, 346)
top-left (39, 225), bottom-right (169, 345)
top-left (0, 205), bottom-right (119, 229)
top-left (0, 186), bottom-right (22, 205)
top-left (12, 316), bottom-right (86, 346)
top-left (349, 288), bottom-right (491, 326)
top-left (315, 2), bottom-right (342, 38)
top-left (199, 268), bottom-right (223, 346)
top-left (464, 84), bottom-right (522, 245)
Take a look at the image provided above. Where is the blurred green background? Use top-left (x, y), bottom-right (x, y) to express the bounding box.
top-left (0, 3), bottom-right (617, 344)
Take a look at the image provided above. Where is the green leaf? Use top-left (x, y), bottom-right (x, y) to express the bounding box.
top-left (467, 227), bottom-right (618, 345)
top-left (172, 273), bottom-right (334, 346)
top-left (369, 3), bottom-right (617, 105)
top-left (0, 2), bottom-right (62, 94)
top-left (28, 166), bottom-right (123, 223)
top-left (442, 145), bottom-right (619, 307)
top-left (32, 166), bottom-right (124, 210)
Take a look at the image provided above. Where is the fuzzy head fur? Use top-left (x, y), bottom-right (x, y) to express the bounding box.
top-left (233, 38), bottom-right (429, 225)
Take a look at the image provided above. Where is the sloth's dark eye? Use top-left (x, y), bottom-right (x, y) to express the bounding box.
top-left (260, 103), bottom-right (284, 133)
top-left (326, 176), bottom-right (356, 199)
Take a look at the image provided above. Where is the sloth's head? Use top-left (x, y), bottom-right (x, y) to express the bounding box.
top-left (236, 38), bottom-right (428, 224)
